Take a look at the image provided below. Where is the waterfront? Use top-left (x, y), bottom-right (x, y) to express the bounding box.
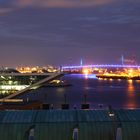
top-left (18, 74), bottom-right (140, 109)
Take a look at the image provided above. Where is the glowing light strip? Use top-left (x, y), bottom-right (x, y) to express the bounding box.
top-left (62, 64), bottom-right (140, 69)
top-left (0, 99), bottom-right (23, 102)
top-left (0, 85), bottom-right (29, 90)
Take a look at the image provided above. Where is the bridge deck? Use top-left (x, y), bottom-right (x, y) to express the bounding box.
top-left (62, 64), bottom-right (140, 69)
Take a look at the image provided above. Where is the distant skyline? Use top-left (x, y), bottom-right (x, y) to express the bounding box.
top-left (0, 0), bottom-right (140, 67)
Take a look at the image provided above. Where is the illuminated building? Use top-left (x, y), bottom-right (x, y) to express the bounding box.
top-left (0, 68), bottom-right (50, 97)
top-left (17, 66), bottom-right (58, 73)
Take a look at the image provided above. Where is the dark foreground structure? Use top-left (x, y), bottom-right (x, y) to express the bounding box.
top-left (0, 109), bottom-right (140, 140)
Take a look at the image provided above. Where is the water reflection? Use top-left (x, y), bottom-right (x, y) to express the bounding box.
top-left (83, 76), bottom-right (89, 103)
top-left (24, 74), bottom-right (140, 109)
top-left (125, 80), bottom-right (137, 108)
top-left (127, 80), bottom-right (134, 94)
top-left (56, 88), bottom-right (66, 97)
top-left (84, 74), bottom-right (97, 79)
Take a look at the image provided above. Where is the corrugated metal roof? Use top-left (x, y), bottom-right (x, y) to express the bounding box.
top-left (114, 110), bottom-right (140, 140)
top-left (0, 124), bottom-right (31, 140)
top-left (77, 110), bottom-right (112, 122)
top-left (115, 109), bottom-right (140, 121)
top-left (0, 110), bottom-right (114, 124)
top-left (35, 110), bottom-right (112, 123)
top-left (1, 110), bottom-right (37, 123)
top-left (35, 110), bottom-right (77, 123)
top-left (0, 111), bottom-right (6, 122)
top-left (0, 109), bottom-right (140, 140)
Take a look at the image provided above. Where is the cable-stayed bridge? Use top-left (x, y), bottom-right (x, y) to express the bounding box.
top-left (62, 64), bottom-right (140, 70)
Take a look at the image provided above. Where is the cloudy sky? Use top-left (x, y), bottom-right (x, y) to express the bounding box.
top-left (0, 0), bottom-right (140, 66)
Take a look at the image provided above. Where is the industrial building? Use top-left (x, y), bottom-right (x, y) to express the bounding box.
top-left (0, 109), bottom-right (140, 140)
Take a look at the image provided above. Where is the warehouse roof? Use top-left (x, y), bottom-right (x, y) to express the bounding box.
top-left (0, 109), bottom-right (140, 140)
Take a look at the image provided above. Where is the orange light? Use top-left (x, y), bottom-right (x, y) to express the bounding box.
top-left (82, 68), bottom-right (89, 75)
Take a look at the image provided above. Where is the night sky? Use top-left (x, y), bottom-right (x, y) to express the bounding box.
top-left (0, 0), bottom-right (140, 67)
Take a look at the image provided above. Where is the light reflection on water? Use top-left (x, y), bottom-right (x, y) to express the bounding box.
top-left (72, 74), bottom-right (97, 79)
top-left (127, 80), bottom-right (135, 94)
top-left (126, 79), bottom-right (137, 109)
top-left (66, 74), bottom-right (140, 109)
top-left (20, 74), bottom-right (140, 109)
top-left (84, 74), bottom-right (97, 79)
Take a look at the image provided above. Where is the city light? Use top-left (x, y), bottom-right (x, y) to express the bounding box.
top-left (0, 85), bottom-right (29, 91)
top-left (82, 68), bottom-right (89, 75)
top-left (62, 64), bottom-right (140, 80)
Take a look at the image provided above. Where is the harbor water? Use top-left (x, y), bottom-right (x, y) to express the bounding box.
top-left (19, 74), bottom-right (140, 109)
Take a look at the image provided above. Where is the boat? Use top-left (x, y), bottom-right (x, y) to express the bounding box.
top-left (45, 80), bottom-right (72, 87)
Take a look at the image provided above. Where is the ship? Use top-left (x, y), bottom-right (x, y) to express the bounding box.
top-left (45, 80), bottom-right (72, 87)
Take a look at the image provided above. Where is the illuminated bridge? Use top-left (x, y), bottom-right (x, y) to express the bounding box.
top-left (62, 64), bottom-right (140, 70)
